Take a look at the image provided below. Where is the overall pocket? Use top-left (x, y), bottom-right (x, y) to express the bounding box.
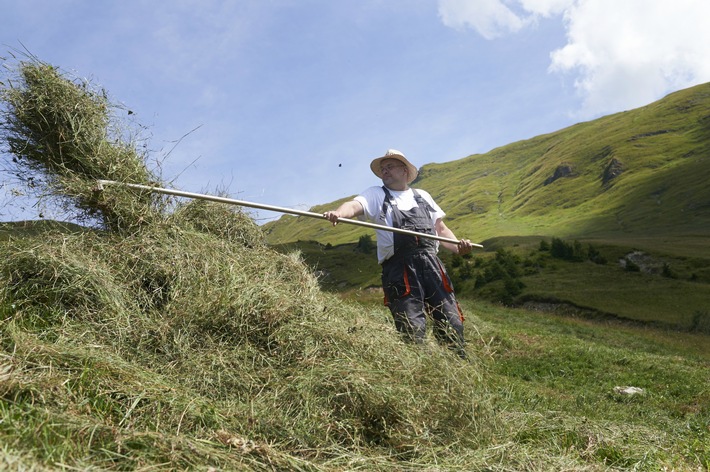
top-left (381, 260), bottom-right (411, 306)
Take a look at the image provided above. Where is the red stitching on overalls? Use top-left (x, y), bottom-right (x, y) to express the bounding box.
top-left (402, 266), bottom-right (412, 297)
top-left (438, 260), bottom-right (454, 293)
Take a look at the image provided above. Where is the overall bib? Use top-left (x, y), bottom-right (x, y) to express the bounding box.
top-left (379, 187), bottom-right (465, 356)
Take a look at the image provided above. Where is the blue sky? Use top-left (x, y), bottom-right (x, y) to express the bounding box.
top-left (2, 0), bottom-right (709, 222)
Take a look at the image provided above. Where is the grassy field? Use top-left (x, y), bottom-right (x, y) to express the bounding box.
top-left (268, 234), bottom-right (710, 469)
top-left (470, 236), bottom-right (710, 330)
top-left (469, 300), bottom-right (709, 468)
top-left (0, 215), bottom-right (707, 471)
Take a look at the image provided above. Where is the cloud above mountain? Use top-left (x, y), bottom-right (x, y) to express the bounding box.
top-left (438, 0), bottom-right (710, 117)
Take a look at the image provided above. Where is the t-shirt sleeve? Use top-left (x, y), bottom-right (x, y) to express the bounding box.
top-left (354, 186), bottom-right (384, 222)
top-left (417, 189), bottom-right (446, 222)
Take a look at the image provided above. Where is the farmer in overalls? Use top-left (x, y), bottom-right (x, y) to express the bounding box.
top-left (324, 149), bottom-right (474, 358)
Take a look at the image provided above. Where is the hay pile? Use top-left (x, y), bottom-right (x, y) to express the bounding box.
top-left (0, 58), bottom-right (496, 470)
top-left (1, 58), bottom-right (160, 230)
top-left (1, 219), bottom-right (494, 469)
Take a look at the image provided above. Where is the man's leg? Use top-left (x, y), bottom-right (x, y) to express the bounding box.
top-left (382, 259), bottom-right (427, 343)
top-left (421, 254), bottom-right (467, 358)
top-left (388, 295), bottom-right (427, 343)
top-left (430, 300), bottom-right (466, 356)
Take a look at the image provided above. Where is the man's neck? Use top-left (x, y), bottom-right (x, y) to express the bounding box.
top-left (385, 184), bottom-right (409, 192)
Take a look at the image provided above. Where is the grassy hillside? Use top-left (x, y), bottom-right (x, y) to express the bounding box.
top-left (272, 234), bottom-right (710, 332)
top-left (265, 82), bottom-right (710, 244)
top-left (264, 83), bottom-right (710, 330)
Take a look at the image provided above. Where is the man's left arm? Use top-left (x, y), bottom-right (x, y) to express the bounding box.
top-left (435, 218), bottom-right (474, 255)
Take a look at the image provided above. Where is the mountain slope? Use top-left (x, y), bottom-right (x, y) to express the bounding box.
top-left (265, 82), bottom-right (710, 246)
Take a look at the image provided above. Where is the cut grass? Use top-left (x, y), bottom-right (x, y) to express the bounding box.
top-left (1, 59), bottom-right (160, 231)
top-left (2, 281), bottom-right (708, 470)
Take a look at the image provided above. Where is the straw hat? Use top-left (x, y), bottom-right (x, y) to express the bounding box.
top-left (370, 149), bottom-right (418, 183)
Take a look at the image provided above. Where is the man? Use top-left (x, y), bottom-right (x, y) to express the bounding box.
top-left (324, 149), bottom-right (474, 358)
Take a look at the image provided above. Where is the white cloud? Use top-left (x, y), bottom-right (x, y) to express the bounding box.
top-left (438, 0), bottom-right (710, 117)
top-left (549, 0), bottom-right (710, 116)
top-left (518, 0), bottom-right (572, 17)
top-left (438, 0), bottom-right (529, 39)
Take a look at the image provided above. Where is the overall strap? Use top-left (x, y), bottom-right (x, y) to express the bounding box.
top-left (411, 189), bottom-right (435, 217)
top-left (379, 186), bottom-right (394, 222)
top-left (380, 187), bottom-right (435, 223)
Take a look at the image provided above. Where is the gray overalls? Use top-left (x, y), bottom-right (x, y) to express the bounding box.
top-left (379, 187), bottom-right (465, 357)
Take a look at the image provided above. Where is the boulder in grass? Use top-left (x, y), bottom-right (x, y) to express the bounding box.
top-left (613, 386), bottom-right (645, 396)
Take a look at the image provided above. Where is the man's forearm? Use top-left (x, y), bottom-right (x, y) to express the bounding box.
top-left (324, 200), bottom-right (364, 224)
top-left (436, 219), bottom-right (474, 255)
top-left (335, 200), bottom-right (363, 219)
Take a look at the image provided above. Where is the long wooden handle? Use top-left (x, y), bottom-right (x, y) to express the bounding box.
top-left (96, 180), bottom-right (483, 248)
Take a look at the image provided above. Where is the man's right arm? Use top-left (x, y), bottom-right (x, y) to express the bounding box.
top-left (323, 200), bottom-right (364, 225)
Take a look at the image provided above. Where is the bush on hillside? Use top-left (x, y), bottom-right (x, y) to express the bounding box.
top-left (690, 310), bottom-right (710, 334)
top-left (356, 233), bottom-right (375, 253)
top-left (543, 237), bottom-right (607, 265)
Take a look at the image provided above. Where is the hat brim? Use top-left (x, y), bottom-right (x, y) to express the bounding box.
top-left (370, 153), bottom-right (418, 184)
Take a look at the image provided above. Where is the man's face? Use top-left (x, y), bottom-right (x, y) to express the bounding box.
top-left (380, 158), bottom-right (408, 189)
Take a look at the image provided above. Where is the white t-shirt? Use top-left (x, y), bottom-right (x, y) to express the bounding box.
top-left (354, 186), bottom-right (445, 264)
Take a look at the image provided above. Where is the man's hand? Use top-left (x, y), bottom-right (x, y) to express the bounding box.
top-left (457, 239), bottom-right (474, 256)
top-left (323, 211), bottom-right (341, 225)
top-left (323, 200), bottom-right (364, 226)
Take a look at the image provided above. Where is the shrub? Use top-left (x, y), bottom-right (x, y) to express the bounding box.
top-left (357, 234), bottom-right (375, 253)
top-left (661, 262), bottom-right (677, 279)
top-left (690, 310), bottom-right (710, 334)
